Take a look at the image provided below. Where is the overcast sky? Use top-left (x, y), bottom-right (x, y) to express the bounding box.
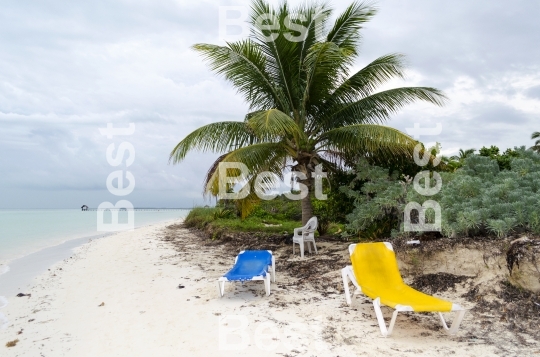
top-left (1, 0), bottom-right (539, 208)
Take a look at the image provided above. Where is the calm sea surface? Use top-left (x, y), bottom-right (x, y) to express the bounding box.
top-left (0, 209), bottom-right (190, 266)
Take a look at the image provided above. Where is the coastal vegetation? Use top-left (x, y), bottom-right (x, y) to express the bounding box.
top-left (170, 0), bottom-right (446, 224)
top-left (342, 147), bottom-right (540, 240)
top-left (171, 0), bottom-right (540, 245)
top-left (184, 195), bottom-right (344, 240)
top-left (531, 131), bottom-right (540, 152)
top-left (186, 143), bottom-right (540, 243)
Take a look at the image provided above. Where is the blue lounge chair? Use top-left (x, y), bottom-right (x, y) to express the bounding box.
top-left (218, 250), bottom-right (276, 297)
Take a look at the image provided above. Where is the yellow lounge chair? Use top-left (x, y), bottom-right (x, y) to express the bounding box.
top-left (341, 242), bottom-right (467, 337)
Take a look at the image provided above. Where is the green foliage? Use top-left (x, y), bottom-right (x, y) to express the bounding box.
top-left (217, 192), bottom-right (348, 237)
top-left (442, 148), bottom-right (476, 172)
top-left (340, 158), bottom-right (410, 240)
top-left (210, 217), bottom-right (301, 234)
top-left (215, 197), bottom-right (240, 217)
top-left (184, 207), bottom-right (220, 229)
top-left (170, 0), bottom-right (446, 221)
top-left (312, 198), bottom-right (331, 235)
top-left (357, 215), bottom-right (396, 240)
top-left (310, 169), bottom-right (358, 235)
top-left (342, 147), bottom-right (540, 239)
top-left (249, 195), bottom-right (302, 221)
top-left (478, 145), bottom-right (520, 171)
top-left (213, 208), bottom-right (234, 220)
top-left (327, 222), bottom-right (345, 235)
top-left (531, 131), bottom-right (540, 152)
top-left (184, 206), bottom-right (301, 236)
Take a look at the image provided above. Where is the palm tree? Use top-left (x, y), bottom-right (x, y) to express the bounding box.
top-left (440, 156), bottom-right (461, 172)
top-left (531, 132), bottom-right (540, 152)
top-left (450, 148), bottom-right (475, 162)
top-left (440, 148), bottom-right (475, 172)
top-left (170, 0), bottom-right (446, 224)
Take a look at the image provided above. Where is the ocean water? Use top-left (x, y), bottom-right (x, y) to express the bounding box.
top-left (0, 209), bottom-right (190, 306)
top-left (0, 209), bottom-right (189, 266)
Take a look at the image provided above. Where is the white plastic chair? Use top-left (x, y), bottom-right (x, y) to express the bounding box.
top-left (292, 216), bottom-right (318, 258)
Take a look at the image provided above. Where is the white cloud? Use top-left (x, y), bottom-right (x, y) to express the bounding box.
top-left (1, 0), bottom-right (539, 208)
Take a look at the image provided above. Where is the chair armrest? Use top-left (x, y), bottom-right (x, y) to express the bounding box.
top-left (293, 228), bottom-right (303, 236)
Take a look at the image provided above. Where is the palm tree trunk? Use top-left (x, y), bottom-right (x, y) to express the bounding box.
top-left (297, 162), bottom-right (313, 225)
top-left (301, 193), bottom-right (313, 225)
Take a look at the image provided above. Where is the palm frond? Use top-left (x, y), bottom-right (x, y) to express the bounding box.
top-left (319, 87), bottom-right (447, 129)
top-left (249, 0), bottom-right (298, 112)
top-left (318, 124), bottom-right (418, 159)
top-left (203, 153), bottom-right (228, 194)
top-left (326, 54), bottom-right (407, 104)
top-left (531, 132), bottom-right (540, 151)
top-left (303, 42), bottom-right (354, 115)
top-left (247, 109), bottom-right (303, 142)
top-left (192, 41), bottom-right (287, 110)
top-left (205, 142), bottom-right (288, 195)
top-left (169, 121), bottom-right (255, 164)
top-left (236, 190), bottom-right (263, 219)
top-left (530, 131), bottom-right (540, 153)
top-left (294, 3), bottom-right (333, 77)
top-left (326, 1), bottom-right (377, 54)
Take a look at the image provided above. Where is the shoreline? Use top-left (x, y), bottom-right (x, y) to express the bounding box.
top-left (0, 218), bottom-right (188, 355)
top-left (0, 220), bottom-right (536, 356)
top-left (0, 211), bottom-right (190, 267)
top-left (0, 218), bottom-right (182, 299)
top-left (0, 232), bottom-right (113, 299)
top-left (0, 231), bottom-right (113, 268)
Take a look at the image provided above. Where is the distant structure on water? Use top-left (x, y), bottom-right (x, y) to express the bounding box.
top-left (80, 205), bottom-right (189, 211)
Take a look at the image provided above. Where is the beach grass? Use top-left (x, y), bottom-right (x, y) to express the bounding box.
top-left (184, 207), bottom-right (301, 234)
top-left (184, 207), bottom-right (344, 238)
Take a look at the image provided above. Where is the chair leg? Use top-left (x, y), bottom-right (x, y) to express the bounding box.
top-left (341, 268), bottom-right (352, 306)
top-left (439, 310), bottom-right (466, 335)
top-left (312, 241), bottom-right (318, 254)
top-left (300, 240), bottom-right (304, 258)
top-left (307, 241), bottom-right (312, 253)
top-left (218, 281), bottom-right (225, 298)
top-left (264, 274), bottom-right (271, 296)
top-left (373, 297), bottom-right (398, 337)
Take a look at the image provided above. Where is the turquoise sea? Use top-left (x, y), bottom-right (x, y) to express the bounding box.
top-left (0, 209), bottom-right (190, 305)
top-left (0, 209), bottom-right (190, 266)
top-left (0, 209), bottom-right (185, 325)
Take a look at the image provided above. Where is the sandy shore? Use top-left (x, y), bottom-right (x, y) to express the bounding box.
top-left (0, 220), bottom-right (535, 356)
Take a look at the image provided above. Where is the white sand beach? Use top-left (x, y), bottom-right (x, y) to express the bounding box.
top-left (0, 219), bottom-right (536, 356)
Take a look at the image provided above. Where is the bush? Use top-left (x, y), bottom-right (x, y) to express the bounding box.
top-left (340, 159), bottom-right (410, 240)
top-left (183, 206), bottom-right (302, 238)
top-left (312, 199), bottom-right (331, 235)
top-left (184, 207), bottom-right (220, 229)
top-left (253, 195), bottom-right (302, 221)
top-left (342, 147), bottom-right (540, 239)
top-left (478, 145), bottom-right (520, 171)
top-left (439, 148), bottom-right (540, 237)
